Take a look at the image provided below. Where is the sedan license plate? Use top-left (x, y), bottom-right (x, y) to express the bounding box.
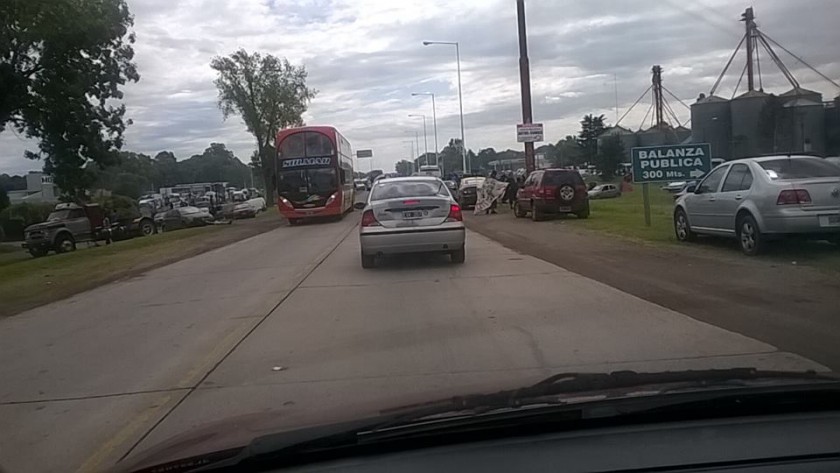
top-left (819, 214), bottom-right (840, 227)
top-left (403, 210), bottom-right (426, 219)
top-left (558, 206), bottom-right (572, 212)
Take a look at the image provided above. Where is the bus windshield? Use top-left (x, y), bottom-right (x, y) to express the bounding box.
top-left (277, 131), bottom-right (339, 205)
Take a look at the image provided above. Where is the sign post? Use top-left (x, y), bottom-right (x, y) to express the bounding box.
top-left (631, 143), bottom-right (712, 227)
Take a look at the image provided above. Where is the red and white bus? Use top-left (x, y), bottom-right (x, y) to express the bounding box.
top-left (275, 126), bottom-right (355, 224)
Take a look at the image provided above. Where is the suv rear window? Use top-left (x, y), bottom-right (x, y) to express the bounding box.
top-left (371, 180), bottom-right (448, 201)
top-left (758, 158), bottom-right (840, 180)
top-left (542, 171), bottom-right (583, 186)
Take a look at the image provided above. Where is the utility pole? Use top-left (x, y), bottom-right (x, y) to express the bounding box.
top-left (516, 0), bottom-right (535, 174)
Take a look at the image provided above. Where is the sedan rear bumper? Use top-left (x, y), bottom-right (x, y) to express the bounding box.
top-left (762, 210), bottom-right (840, 235)
top-left (360, 227), bottom-right (465, 255)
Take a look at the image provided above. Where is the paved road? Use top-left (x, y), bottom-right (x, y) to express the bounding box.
top-left (464, 209), bottom-right (840, 371)
top-left (0, 213), bottom-right (826, 472)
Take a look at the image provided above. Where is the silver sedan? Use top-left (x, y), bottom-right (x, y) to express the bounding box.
top-left (674, 155), bottom-right (840, 255)
top-left (356, 177), bottom-right (466, 268)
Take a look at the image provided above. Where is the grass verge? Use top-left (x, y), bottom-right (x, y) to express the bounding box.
top-left (0, 213), bottom-right (283, 318)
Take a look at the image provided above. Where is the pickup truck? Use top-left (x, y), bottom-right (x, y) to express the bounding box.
top-left (22, 203), bottom-right (155, 257)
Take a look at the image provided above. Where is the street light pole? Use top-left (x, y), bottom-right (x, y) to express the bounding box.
top-left (423, 40), bottom-right (468, 173)
top-left (408, 114), bottom-right (429, 165)
top-left (412, 92), bottom-right (439, 173)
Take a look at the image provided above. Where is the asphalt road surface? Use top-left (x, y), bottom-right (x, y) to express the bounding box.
top-left (0, 212), bottom-right (828, 473)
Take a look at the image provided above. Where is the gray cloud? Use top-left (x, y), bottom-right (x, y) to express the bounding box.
top-left (2, 0), bottom-right (838, 176)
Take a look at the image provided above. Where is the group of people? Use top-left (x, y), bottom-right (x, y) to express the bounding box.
top-left (474, 170), bottom-right (524, 215)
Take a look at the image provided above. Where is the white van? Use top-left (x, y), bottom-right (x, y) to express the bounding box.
top-left (418, 165), bottom-right (442, 178)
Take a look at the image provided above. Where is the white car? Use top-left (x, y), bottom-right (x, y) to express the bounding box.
top-left (356, 177), bottom-right (465, 268)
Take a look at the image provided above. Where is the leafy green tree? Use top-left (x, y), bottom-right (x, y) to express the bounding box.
top-left (211, 50), bottom-right (316, 204)
top-left (552, 135), bottom-right (583, 167)
top-left (594, 135), bottom-right (625, 180)
top-left (0, 0), bottom-right (140, 198)
top-left (0, 187), bottom-right (9, 213)
top-left (394, 160), bottom-right (414, 176)
top-left (578, 114), bottom-right (606, 164)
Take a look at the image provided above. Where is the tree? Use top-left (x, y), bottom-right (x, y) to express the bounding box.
top-left (394, 160), bottom-right (414, 176)
top-left (1, 0), bottom-right (140, 199)
top-left (0, 187), bottom-right (9, 213)
top-left (211, 50), bottom-right (316, 204)
top-left (578, 114), bottom-right (607, 164)
top-left (594, 135), bottom-right (625, 180)
top-left (553, 135), bottom-right (583, 167)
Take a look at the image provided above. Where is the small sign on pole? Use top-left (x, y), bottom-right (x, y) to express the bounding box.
top-left (516, 123), bottom-right (544, 143)
top-left (356, 149), bottom-right (373, 158)
top-left (631, 143), bottom-right (712, 227)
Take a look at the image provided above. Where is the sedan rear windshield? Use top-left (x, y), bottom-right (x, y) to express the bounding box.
top-left (758, 158), bottom-right (840, 180)
top-left (543, 171), bottom-right (583, 186)
top-left (371, 180), bottom-right (448, 201)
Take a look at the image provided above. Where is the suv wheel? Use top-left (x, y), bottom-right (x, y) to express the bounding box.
top-left (576, 201), bottom-right (590, 219)
top-left (513, 201), bottom-right (527, 218)
top-left (531, 202), bottom-right (544, 221)
top-left (737, 214), bottom-right (764, 256)
top-left (55, 234), bottom-right (76, 253)
top-left (140, 220), bottom-right (155, 236)
top-left (674, 208), bottom-right (696, 242)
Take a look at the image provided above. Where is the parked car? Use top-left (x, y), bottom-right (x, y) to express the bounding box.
top-left (444, 180), bottom-right (458, 194)
top-left (662, 181), bottom-right (688, 193)
top-left (674, 155), bottom-right (840, 255)
top-left (514, 169), bottom-right (590, 221)
top-left (672, 181), bottom-right (697, 201)
top-left (246, 197), bottom-right (267, 212)
top-left (356, 177), bottom-right (465, 268)
top-left (354, 179), bottom-right (367, 191)
top-left (22, 203), bottom-right (108, 257)
top-left (457, 177), bottom-right (485, 209)
top-left (233, 202), bottom-right (258, 219)
top-left (156, 206), bottom-right (214, 232)
top-left (587, 183), bottom-right (621, 199)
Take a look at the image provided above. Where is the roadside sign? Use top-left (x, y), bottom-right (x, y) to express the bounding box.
top-left (517, 123), bottom-right (544, 143)
top-left (631, 143), bottom-right (712, 183)
top-left (356, 149), bottom-right (373, 158)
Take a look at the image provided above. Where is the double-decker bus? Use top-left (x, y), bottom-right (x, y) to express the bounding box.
top-left (275, 126), bottom-right (355, 224)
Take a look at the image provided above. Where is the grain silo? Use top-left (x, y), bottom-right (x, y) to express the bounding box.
top-left (782, 97), bottom-right (826, 155)
top-left (691, 94), bottom-right (731, 160)
top-left (730, 89), bottom-right (771, 158)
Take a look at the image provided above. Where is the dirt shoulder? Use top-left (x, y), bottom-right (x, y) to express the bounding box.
top-left (0, 211), bottom-right (285, 319)
top-left (465, 208), bottom-right (840, 371)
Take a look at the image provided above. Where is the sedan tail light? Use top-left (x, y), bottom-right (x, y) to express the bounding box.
top-left (777, 189), bottom-right (812, 205)
top-left (361, 210), bottom-right (381, 227)
top-left (446, 204), bottom-right (463, 222)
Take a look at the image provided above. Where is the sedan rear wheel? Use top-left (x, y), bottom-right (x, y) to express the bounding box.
top-left (737, 214), bottom-right (764, 256)
top-left (450, 247), bottom-right (465, 264)
top-left (361, 251), bottom-right (376, 269)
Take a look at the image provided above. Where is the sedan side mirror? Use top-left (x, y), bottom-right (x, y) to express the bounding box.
top-left (353, 201), bottom-right (366, 210)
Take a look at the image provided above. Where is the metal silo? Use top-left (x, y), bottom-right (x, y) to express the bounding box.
top-left (780, 87), bottom-right (823, 104)
top-left (691, 94), bottom-right (731, 160)
top-left (730, 89), bottom-right (770, 158)
top-left (783, 97), bottom-right (826, 155)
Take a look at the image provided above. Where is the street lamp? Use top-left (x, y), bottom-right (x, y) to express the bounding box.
top-left (412, 92), bottom-right (439, 173)
top-left (423, 40), bottom-right (467, 173)
top-left (408, 114), bottom-right (429, 166)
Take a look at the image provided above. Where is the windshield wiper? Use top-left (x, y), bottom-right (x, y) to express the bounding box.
top-left (375, 368), bottom-right (837, 426)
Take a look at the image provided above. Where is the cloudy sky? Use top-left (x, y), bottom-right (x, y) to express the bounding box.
top-left (2, 0), bottom-right (839, 175)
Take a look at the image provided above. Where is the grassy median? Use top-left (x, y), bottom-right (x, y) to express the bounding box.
top-left (0, 212), bottom-right (283, 318)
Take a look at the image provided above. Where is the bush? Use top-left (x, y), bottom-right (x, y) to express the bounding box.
top-left (0, 202), bottom-right (57, 241)
top-left (92, 194), bottom-right (140, 221)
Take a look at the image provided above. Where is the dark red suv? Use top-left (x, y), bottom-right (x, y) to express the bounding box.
top-left (514, 169), bottom-right (590, 221)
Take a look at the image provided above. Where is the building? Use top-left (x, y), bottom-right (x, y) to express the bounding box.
top-left (7, 172), bottom-right (59, 204)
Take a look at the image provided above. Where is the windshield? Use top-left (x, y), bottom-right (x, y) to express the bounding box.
top-left (759, 158), bottom-right (840, 179)
top-left (370, 180), bottom-right (447, 200)
top-left (3, 3), bottom-right (840, 473)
